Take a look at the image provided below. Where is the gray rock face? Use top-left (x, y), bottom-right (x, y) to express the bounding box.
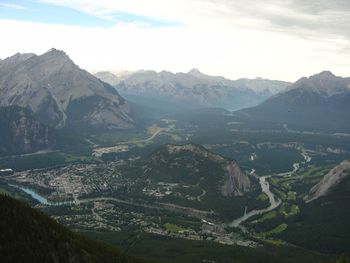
top-left (307, 160), bottom-right (350, 202)
top-left (0, 49), bottom-right (133, 130)
top-left (0, 53), bottom-right (35, 68)
top-left (112, 69), bottom-right (289, 111)
top-left (0, 106), bottom-right (56, 155)
top-left (221, 161), bottom-right (251, 197)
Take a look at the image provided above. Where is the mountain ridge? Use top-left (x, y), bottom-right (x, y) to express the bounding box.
top-left (0, 49), bottom-right (133, 130)
top-left (239, 71), bottom-right (350, 132)
top-left (307, 159), bottom-right (350, 202)
top-left (95, 69), bottom-right (290, 111)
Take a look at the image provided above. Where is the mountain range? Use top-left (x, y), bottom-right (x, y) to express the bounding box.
top-left (1, 48), bottom-right (350, 157)
top-left (95, 69), bottom-right (290, 111)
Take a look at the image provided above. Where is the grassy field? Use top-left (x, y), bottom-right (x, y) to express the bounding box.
top-left (163, 223), bottom-right (188, 233)
top-left (257, 224), bottom-right (288, 238)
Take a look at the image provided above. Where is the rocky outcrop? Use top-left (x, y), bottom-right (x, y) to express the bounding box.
top-left (221, 161), bottom-right (251, 197)
top-left (307, 159), bottom-right (350, 202)
top-left (0, 49), bottom-right (133, 130)
top-left (0, 106), bottom-right (56, 155)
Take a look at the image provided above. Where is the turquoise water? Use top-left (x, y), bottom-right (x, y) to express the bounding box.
top-left (9, 184), bottom-right (52, 205)
top-left (10, 184), bottom-right (72, 206)
top-left (19, 187), bottom-right (50, 205)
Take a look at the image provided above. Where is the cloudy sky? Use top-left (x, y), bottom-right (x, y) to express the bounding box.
top-left (0, 0), bottom-right (349, 81)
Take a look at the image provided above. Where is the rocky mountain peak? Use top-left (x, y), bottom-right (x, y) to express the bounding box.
top-left (40, 48), bottom-right (72, 64)
top-left (311, 70), bottom-right (336, 80)
top-left (288, 71), bottom-right (350, 97)
top-left (0, 49), bottom-right (133, 130)
top-left (0, 52), bottom-right (35, 67)
top-left (188, 68), bottom-right (205, 77)
top-left (44, 48), bottom-right (68, 57)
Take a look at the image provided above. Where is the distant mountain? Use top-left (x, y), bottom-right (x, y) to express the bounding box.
top-left (0, 106), bottom-right (56, 155)
top-left (240, 71), bottom-right (350, 132)
top-left (0, 49), bottom-right (133, 130)
top-left (100, 69), bottom-right (290, 111)
top-left (94, 71), bottom-right (120, 86)
top-left (307, 159), bottom-right (350, 201)
top-left (0, 194), bottom-right (145, 263)
top-left (233, 77), bottom-right (290, 95)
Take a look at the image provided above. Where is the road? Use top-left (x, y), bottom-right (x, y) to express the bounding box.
top-left (92, 127), bottom-right (168, 157)
top-left (76, 196), bottom-right (210, 219)
top-left (197, 189), bottom-right (206, 202)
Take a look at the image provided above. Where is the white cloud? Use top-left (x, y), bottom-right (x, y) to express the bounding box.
top-left (0, 2), bottom-right (27, 10)
top-left (37, 0), bottom-right (350, 38)
top-left (0, 1), bottom-right (350, 81)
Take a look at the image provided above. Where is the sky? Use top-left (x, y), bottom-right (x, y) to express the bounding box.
top-left (0, 0), bottom-right (349, 81)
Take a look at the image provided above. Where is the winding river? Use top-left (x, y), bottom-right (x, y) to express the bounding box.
top-left (229, 150), bottom-right (312, 227)
top-left (229, 176), bottom-right (281, 227)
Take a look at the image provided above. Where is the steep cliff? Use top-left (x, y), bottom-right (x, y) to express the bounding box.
top-left (221, 161), bottom-right (251, 197)
top-left (0, 106), bottom-right (56, 155)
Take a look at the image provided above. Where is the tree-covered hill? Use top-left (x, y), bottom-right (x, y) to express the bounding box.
top-left (0, 194), bottom-right (149, 263)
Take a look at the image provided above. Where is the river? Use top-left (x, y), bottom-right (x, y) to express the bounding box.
top-left (228, 150), bottom-right (312, 227)
top-left (10, 185), bottom-right (211, 220)
top-left (10, 184), bottom-right (51, 205)
top-left (9, 184), bottom-right (71, 206)
top-left (229, 176), bottom-right (281, 227)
